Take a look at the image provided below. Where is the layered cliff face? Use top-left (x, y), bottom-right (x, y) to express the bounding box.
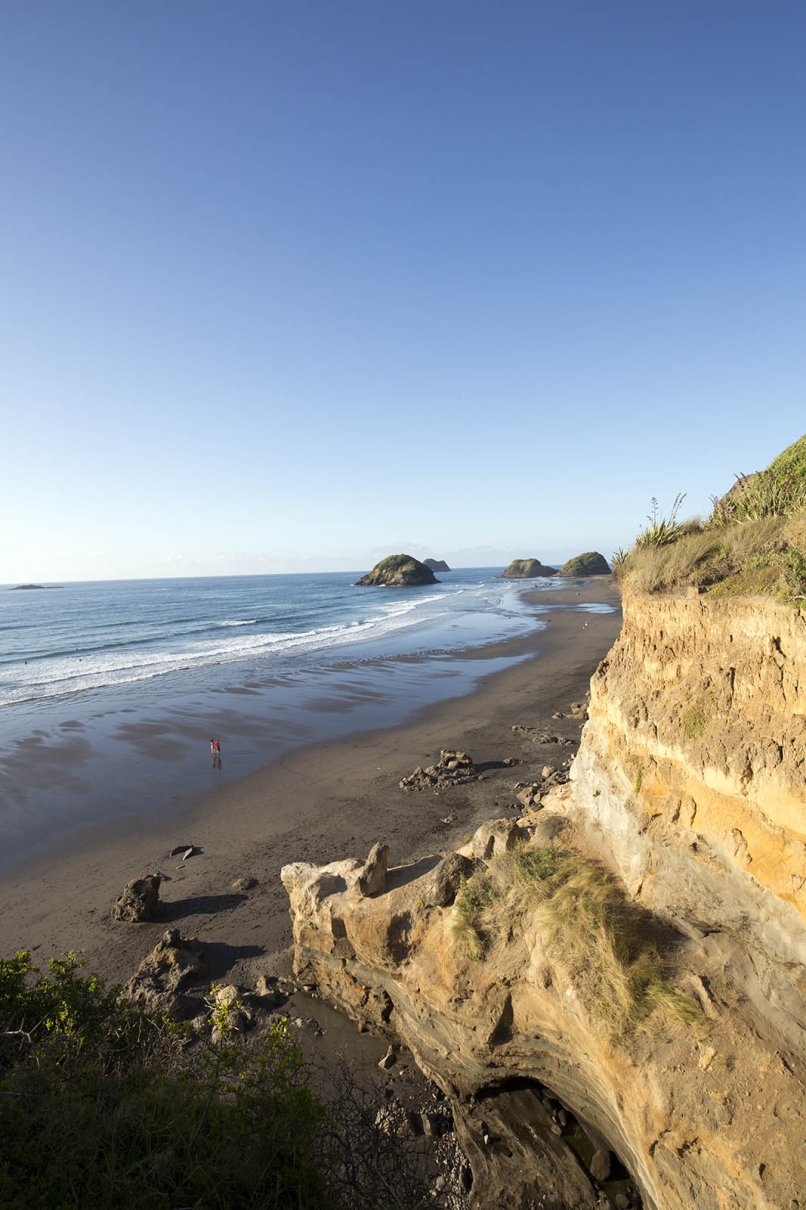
top-left (281, 589), bottom-right (806, 1209)
top-left (567, 589), bottom-right (806, 1049)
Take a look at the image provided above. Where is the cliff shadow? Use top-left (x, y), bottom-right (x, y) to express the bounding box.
top-left (385, 855), bottom-right (442, 893)
top-left (199, 940), bottom-right (265, 980)
top-left (157, 892), bottom-right (248, 920)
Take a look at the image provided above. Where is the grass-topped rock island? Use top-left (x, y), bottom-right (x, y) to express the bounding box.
top-left (354, 553), bottom-right (438, 586)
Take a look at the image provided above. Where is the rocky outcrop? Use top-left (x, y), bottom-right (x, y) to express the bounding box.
top-left (499, 558), bottom-right (556, 578)
top-left (425, 558), bottom-right (451, 572)
top-left (111, 874), bottom-right (161, 922)
top-left (124, 928), bottom-right (206, 1018)
top-left (281, 587), bottom-right (806, 1209)
top-left (558, 552), bottom-right (611, 576)
top-left (355, 554), bottom-right (438, 587)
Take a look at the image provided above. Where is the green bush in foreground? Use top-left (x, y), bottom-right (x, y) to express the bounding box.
top-left (0, 952), bottom-right (325, 1209)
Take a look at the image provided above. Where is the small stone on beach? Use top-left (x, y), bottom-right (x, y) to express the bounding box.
top-left (231, 876), bottom-right (258, 891)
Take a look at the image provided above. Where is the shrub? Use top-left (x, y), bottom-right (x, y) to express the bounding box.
top-left (0, 952), bottom-right (326, 1209)
top-left (634, 494), bottom-right (687, 549)
top-left (709, 435), bottom-right (806, 526)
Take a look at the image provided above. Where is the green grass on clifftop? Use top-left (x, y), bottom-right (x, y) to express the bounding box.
top-left (614, 435), bottom-right (806, 602)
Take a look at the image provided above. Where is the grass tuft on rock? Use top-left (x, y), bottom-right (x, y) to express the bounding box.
top-left (451, 843), bottom-right (701, 1040)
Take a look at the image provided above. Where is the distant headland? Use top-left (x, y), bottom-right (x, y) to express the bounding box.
top-left (9, 583), bottom-right (61, 591)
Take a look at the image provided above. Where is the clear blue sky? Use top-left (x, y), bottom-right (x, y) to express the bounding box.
top-left (2, 1), bottom-right (804, 581)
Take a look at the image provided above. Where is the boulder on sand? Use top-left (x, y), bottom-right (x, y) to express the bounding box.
top-left (124, 928), bottom-right (207, 1018)
top-left (111, 874), bottom-right (161, 922)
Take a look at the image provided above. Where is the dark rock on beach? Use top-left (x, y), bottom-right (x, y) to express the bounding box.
top-left (111, 874), bottom-right (161, 922)
top-left (124, 928), bottom-right (207, 1018)
top-left (400, 749), bottom-right (477, 791)
top-left (355, 554), bottom-right (438, 587)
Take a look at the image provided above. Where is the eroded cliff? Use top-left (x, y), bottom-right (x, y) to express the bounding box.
top-left (565, 589), bottom-right (806, 1048)
top-left (281, 588), bottom-right (806, 1209)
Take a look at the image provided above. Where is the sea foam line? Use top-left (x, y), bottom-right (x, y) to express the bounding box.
top-left (0, 590), bottom-right (461, 707)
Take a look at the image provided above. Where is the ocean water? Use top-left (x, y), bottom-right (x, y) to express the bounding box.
top-left (0, 569), bottom-right (613, 872)
top-left (0, 570), bottom-right (542, 709)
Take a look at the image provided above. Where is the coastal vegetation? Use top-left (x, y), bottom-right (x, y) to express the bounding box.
top-left (452, 842), bottom-right (700, 1039)
top-left (614, 435), bottom-right (806, 602)
top-left (0, 952), bottom-right (325, 1208)
top-left (0, 951), bottom-right (438, 1209)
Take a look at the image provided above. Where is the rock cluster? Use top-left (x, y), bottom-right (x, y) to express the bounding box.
top-left (511, 724), bottom-right (574, 747)
top-left (400, 750), bottom-right (477, 791)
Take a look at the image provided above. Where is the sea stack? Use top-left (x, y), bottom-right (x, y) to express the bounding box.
top-left (355, 554), bottom-right (438, 587)
top-left (557, 551), bottom-right (611, 576)
top-left (424, 558), bottom-right (451, 572)
top-left (499, 558), bottom-right (556, 578)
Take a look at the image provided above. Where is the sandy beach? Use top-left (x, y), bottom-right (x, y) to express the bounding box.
top-left (0, 580), bottom-right (622, 1001)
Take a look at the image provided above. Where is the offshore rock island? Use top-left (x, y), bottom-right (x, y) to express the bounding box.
top-left (355, 553), bottom-right (439, 586)
top-left (557, 551), bottom-right (611, 576)
top-left (499, 558), bottom-right (557, 578)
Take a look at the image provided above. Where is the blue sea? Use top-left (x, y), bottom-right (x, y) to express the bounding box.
top-left (0, 570), bottom-right (542, 708)
top-left (0, 570), bottom-right (612, 872)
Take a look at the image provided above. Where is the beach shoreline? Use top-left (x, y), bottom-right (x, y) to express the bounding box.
top-left (0, 580), bottom-right (622, 1000)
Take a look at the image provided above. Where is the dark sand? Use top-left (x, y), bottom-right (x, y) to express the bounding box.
top-left (0, 580), bottom-right (621, 994)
